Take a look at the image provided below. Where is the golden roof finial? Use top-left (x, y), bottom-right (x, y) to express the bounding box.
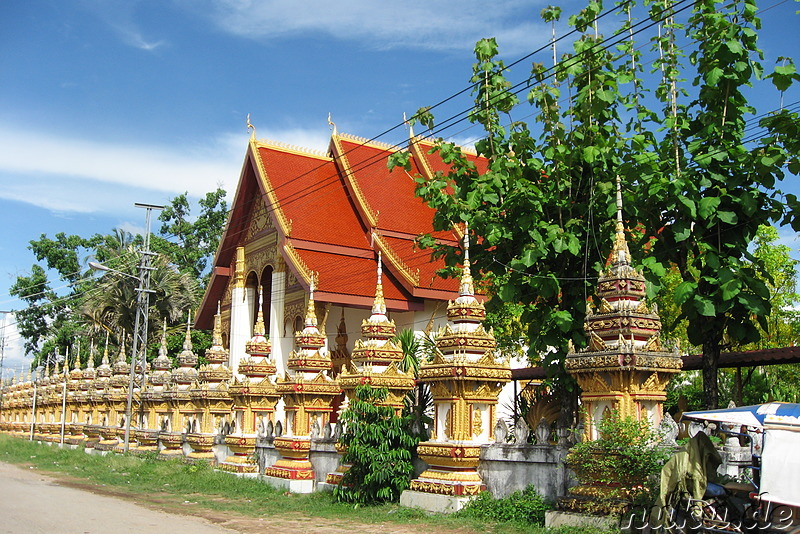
top-left (305, 273), bottom-right (319, 328)
top-left (404, 111), bottom-right (415, 139)
top-left (372, 251), bottom-right (387, 315)
top-left (460, 222), bottom-right (475, 297)
top-left (246, 113), bottom-right (256, 140)
top-left (327, 112), bottom-right (338, 136)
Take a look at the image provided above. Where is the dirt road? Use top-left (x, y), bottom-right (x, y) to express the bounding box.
top-left (0, 461), bottom-right (437, 534)
top-left (0, 461), bottom-right (241, 534)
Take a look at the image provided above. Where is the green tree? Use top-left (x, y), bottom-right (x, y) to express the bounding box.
top-left (391, 0), bottom-right (800, 412)
top-left (80, 251), bottom-right (199, 351)
top-left (631, 0), bottom-right (800, 409)
top-left (151, 187), bottom-right (227, 283)
top-left (334, 385), bottom-right (419, 504)
top-left (10, 189), bottom-right (226, 363)
top-left (9, 265), bottom-right (59, 358)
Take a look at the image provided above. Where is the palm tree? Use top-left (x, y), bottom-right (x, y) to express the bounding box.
top-left (395, 329), bottom-right (436, 439)
top-left (80, 251), bottom-right (199, 349)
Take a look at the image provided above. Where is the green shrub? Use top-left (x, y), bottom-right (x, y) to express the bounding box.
top-left (565, 412), bottom-right (670, 506)
top-left (455, 485), bottom-right (552, 525)
top-left (333, 385), bottom-right (419, 505)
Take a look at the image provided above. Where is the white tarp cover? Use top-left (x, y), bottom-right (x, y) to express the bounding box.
top-left (760, 428), bottom-right (800, 507)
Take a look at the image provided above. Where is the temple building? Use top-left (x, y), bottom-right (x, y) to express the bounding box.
top-left (193, 123), bottom-right (489, 422)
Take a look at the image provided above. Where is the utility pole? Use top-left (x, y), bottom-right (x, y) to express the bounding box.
top-left (0, 310), bottom-right (10, 421)
top-left (60, 347), bottom-right (68, 445)
top-left (122, 202), bottom-right (163, 453)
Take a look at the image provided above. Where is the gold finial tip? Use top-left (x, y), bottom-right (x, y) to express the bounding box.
top-left (246, 114), bottom-right (256, 140)
top-left (327, 113), bottom-right (337, 136)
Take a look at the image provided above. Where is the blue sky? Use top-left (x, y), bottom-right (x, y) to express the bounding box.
top-left (0, 0), bottom-right (798, 376)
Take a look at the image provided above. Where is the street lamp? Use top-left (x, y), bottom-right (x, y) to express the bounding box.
top-left (90, 260), bottom-right (153, 453)
top-left (89, 201), bottom-right (162, 453)
top-left (87, 261), bottom-right (141, 280)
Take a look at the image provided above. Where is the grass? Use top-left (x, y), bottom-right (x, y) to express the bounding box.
top-left (0, 435), bottom-right (607, 534)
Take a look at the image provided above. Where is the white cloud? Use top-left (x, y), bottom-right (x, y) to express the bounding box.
top-left (190, 0), bottom-right (550, 54)
top-left (0, 126), bottom-right (242, 201)
top-left (119, 28), bottom-right (166, 51)
top-left (0, 124), bottom-right (334, 216)
top-left (80, 0), bottom-right (167, 51)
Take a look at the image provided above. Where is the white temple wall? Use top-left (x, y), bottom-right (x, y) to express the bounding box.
top-left (229, 285), bottom-right (254, 376)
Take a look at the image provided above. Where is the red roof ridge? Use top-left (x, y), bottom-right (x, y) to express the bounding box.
top-left (283, 239), bottom-right (315, 287)
top-left (253, 138), bottom-right (330, 160)
top-left (373, 231), bottom-right (420, 288)
top-left (411, 134), bottom-right (480, 157)
top-left (250, 140), bottom-right (292, 237)
top-left (336, 132), bottom-right (402, 152)
top-left (330, 134), bottom-right (379, 227)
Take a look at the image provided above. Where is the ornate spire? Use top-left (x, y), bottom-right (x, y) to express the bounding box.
top-left (86, 341), bottom-right (95, 370)
top-left (459, 223), bottom-right (475, 298)
top-left (304, 273), bottom-right (319, 329)
top-left (253, 288), bottom-right (267, 338)
top-left (177, 312), bottom-right (198, 366)
top-left (447, 222), bottom-right (486, 323)
top-left (102, 332), bottom-right (110, 366)
top-left (245, 292), bottom-right (271, 358)
top-left (116, 335), bottom-right (127, 364)
top-left (372, 252), bottom-right (386, 316)
top-left (287, 272), bottom-right (328, 372)
top-left (153, 320), bottom-right (171, 370)
top-left (608, 175), bottom-right (632, 270)
top-left (212, 300), bottom-right (225, 347)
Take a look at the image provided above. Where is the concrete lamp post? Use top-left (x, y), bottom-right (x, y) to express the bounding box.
top-left (88, 201), bottom-right (163, 454)
top-left (89, 261), bottom-right (148, 454)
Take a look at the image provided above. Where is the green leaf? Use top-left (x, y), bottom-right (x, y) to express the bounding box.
top-left (717, 211), bottom-right (738, 224)
top-left (705, 67), bottom-right (724, 86)
top-left (674, 281), bottom-right (697, 305)
top-left (720, 279), bottom-right (741, 300)
top-left (698, 196), bottom-right (720, 218)
top-left (694, 297), bottom-right (717, 317)
top-left (677, 196), bottom-right (697, 218)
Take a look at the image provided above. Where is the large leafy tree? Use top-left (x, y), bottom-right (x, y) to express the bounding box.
top-left (151, 187), bottom-right (227, 282)
top-left (392, 0), bottom-right (800, 411)
top-left (10, 190), bottom-right (226, 365)
top-left (629, 0), bottom-right (800, 408)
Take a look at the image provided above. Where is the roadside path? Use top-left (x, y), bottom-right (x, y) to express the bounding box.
top-left (0, 461), bottom-right (432, 534)
top-left (0, 461), bottom-right (239, 534)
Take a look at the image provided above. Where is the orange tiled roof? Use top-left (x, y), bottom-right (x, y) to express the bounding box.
top-left (196, 132), bottom-right (486, 329)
